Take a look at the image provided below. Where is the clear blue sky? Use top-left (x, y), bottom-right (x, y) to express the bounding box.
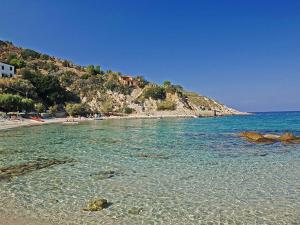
top-left (1, 0), bottom-right (299, 112)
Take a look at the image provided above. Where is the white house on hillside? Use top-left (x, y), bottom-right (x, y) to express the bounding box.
top-left (0, 62), bottom-right (15, 78)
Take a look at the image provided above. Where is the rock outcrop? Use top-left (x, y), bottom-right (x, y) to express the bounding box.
top-left (240, 132), bottom-right (300, 144)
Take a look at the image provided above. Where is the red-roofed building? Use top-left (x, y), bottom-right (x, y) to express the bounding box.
top-left (119, 76), bottom-right (136, 86)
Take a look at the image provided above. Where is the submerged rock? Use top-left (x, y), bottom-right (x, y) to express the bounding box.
top-left (90, 170), bottom-right (118, 180)
top-left (254, 152), bottom-right (268, 157)
top-left (83, 198), bottom-right (108, 211)
top-left (0, 158), bottom-right (75, 181)
top-left (132, 153), bottom-right (169, 159)
top-left (128, 207), bottom-right (143, 215)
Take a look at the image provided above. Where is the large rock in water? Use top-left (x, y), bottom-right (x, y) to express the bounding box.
top-left (239, 132), bottom-right (277, 144)
top-left (278, 133), bottom-right (296, 142)
top-left (83, 198), bottom-right (108, 211)
top-left (240, 131), bottom-right (300, 144)
top-left (263, 134), bottom-right (280, 140)
top-left (278, 133), bottom-right (300, 144)
top-left (239, 132), bottom-right (264, 141)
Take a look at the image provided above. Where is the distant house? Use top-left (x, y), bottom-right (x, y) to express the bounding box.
top-left (0, 62), bottom-right (15, 78)
top-left (119, 76), bottom-right (136, 86)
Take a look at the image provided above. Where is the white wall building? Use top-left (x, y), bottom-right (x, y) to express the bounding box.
top-left (0, 62), bottom-right (15, 78)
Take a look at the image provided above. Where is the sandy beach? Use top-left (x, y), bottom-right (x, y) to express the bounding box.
top-left (0, 114), bottom-right (200, 131)
top-left (0, 118), bottom-right (67, 131)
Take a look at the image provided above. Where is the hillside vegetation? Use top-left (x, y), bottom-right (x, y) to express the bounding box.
top-left (0, 40), bottom-right (241, 117)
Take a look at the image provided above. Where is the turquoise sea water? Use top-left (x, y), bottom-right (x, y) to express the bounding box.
top-left (0, 112), bottom-right (300, 225)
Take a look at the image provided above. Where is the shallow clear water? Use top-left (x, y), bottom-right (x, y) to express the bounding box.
top-left (0, 112), bottom-right (300, 224)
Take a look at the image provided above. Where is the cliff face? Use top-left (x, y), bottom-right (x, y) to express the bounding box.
top-left (0, 40), bottom-right (244, 117)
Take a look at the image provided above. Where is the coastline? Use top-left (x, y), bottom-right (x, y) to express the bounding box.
top-left (0, 112), bottom-right (250, 131)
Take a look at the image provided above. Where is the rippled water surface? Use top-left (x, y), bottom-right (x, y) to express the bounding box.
top-left (0, 112), bottom-right (300, 224)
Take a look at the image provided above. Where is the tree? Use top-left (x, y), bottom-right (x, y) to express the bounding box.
top-left (21, 49), bottom-right (40, 59)
top-left (101, 100), bottom-right (113, 115)
top-left (40, 54), bottom-right (50, 60)
top-left (9, 58), bottom-right (26, 69)
top-left (49, 105), bottom-right (58, 116)
top-left (21, 98), bottom-right (34, 112)
top-left (59, 71), bottom-right (77, 87)
top-left (34, 103), bottom-right (46, 114)
top-left (163, 80), bottom-right (171, 87)
top-left (65, 103), bottom-right (89, 116)
top-left (0, 94), bottom-right (23, 112)
top-left (0, 78), bottom-right (36, 99)
top-left (86, 65), bottom-right (95, 75)
top-left (0, 94), bottom-right (33, 112)
top-left (21, 70), bottom-right (68, 106)
top-left (143, 85), bottom-right (166, 100)
top-left (95, 65), bottom-right (101, 74)
top-left (157, 100), bottom-right (176, 111)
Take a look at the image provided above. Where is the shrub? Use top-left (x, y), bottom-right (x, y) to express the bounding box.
top-left (0, 78), bottom-right (36, 99)
top-left (21, 98), bottom-right (34, 112)
top-left (122, 106), bottom-right (134, 114)
top-left (62, 60), bottom-right (71, 67)
top-left (21, 49), bottom-right (40, 59)
top-left (49, 105), bottom-right (58, 116)
top-left (95, 65), bottom-right (103, 74)
top-left (65, 103), bottom-right (89, 116)
top-left (101, 100), bottom-right (113, 114)
top-left (34, 103), bottom-right (46, 113)
top-left (81, 74), bottom-right (91, 79)
top-left (133, 76), bottom-right (148, 88)
top-left (163, 80), bottom-right (171, 87)
top-left (119, 85), bottom-right (133, 95)
top-left (40, 54), bottom-right (50, 60)
top-left (0, 94), bottom-right (34, 112)
top-left (59, 71), bottom-right (77, 87)
top-left (157, 100), bottom-right (176, 111)
top-left (22, 70), bottom-right (68, 106)
top-left (9, 58), bottom-right (26, 69)
top-left (0, 94), bottom-right (22, 112)
top-left (7, 53), bottom-right (17, 62)
top-left (42, 62), bottom-right (59, 72)
top-left (143, 85), bottom-right (166, 100)
top-left (104, 73), bottom-right (121, 92)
